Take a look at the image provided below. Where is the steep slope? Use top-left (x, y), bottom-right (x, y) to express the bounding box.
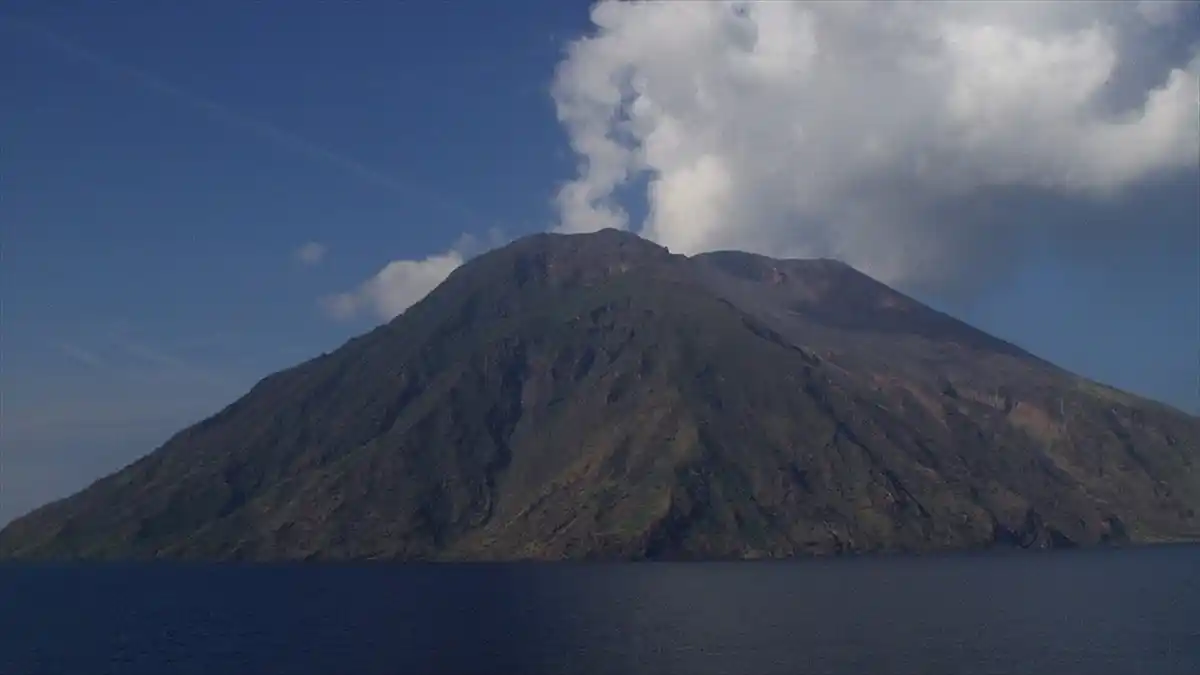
top-left (2, 230), bottom-right (1197, 560)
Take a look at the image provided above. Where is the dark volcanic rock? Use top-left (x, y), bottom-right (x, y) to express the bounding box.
top-left (2, 230), bottom-right (1197, 561)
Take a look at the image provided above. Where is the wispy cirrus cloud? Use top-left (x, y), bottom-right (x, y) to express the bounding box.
top-left (2, 17), bottom-right (466, 215)
top-left (5, 16), bottom-right (516, 329)
top-left (52, 326), bottom-right (239, 389)
top-left (58, 342), bottom-right (107, 370)
top-left (3, 15), bottom-right (503, 248)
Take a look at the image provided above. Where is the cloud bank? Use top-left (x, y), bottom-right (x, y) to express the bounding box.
top-left (552, 0), bottom-right (1200, 290)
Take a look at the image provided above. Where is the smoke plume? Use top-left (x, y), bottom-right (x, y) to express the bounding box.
top-left (552, 0), bottom-right (1199, 291)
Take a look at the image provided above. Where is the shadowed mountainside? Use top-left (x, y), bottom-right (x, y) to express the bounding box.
top-left (2, 229), bottom-right (1197, 560)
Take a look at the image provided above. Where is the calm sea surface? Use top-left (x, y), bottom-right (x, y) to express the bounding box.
top-left (1, 546), bottom-right (1197, 675)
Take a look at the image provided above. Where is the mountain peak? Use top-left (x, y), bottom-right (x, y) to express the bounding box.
top-left (2, 230), bottom-right (1197, 561)
top-left (470, 228), bottom-right (674, 285)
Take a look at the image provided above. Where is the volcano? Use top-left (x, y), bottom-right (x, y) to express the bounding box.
top-left (2, 229), bottom-right (1197, 561)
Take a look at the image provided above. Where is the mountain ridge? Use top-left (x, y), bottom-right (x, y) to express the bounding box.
top-left (2, 229), bottom-right (1197, 561)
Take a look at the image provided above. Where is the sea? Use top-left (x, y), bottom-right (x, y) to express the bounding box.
top-left (1, 545), bottom-right (1197, 675)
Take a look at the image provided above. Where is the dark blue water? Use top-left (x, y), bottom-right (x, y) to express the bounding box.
top-left (1, 546), bottom-right (1197, 675)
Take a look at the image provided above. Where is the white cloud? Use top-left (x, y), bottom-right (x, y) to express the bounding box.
top-left (551, 0), bottom-right (1200, 290)
top-left (294, 241), bottom-right (327, 266)
top-left (321, 228), bottom-right (511, 322)
top-left (321, 250), bottom-right (465, 321)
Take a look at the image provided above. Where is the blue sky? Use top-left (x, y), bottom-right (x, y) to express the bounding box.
top-left (2, 2), bottom-right (1197, 524)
